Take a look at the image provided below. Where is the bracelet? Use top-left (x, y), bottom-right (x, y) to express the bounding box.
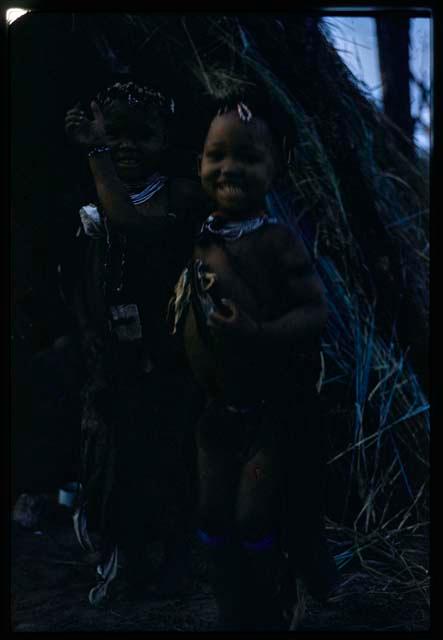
top-left (87, 145), bottom-right (111, 158)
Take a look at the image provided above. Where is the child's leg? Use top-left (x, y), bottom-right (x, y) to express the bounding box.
top-left (195, 404), bottom-right (248, 630)
top-left (196, 439), bottom-right (239, 535)
top-left (236, 447), bottom-right (278, 540)
top-left (281, 400), bottom-right (340, 603)
top-left (195, 402), bottom-right (242, 536)
top-left (235, 446), bottom-right (287, 630)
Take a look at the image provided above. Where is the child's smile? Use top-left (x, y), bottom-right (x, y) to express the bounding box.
top-left (200, 111), bottom-right (276, 216)
top-left (216, 181), bottom-right (247, 200)
top-left (103, 100), bottom-right (166, 182)
top-left (114, 152), bottom-right (144, 168)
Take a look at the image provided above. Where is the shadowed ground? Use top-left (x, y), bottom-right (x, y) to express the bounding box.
top-left (10, 499), bottom-right (429, 633)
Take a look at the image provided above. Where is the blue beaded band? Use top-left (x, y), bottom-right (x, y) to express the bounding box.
top-left (241, 532), bottom-right (276, 552)
top-left (197, 528), bottom-right (228, 548)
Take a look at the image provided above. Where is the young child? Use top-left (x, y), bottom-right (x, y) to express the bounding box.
top-left (64, 81), bottom-right (209, 605)
top-left (169, 93), bottom-right (339, 630)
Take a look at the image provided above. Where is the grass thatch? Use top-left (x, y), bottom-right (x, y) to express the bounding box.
top-left (74, 12), bottom-right (430, 604)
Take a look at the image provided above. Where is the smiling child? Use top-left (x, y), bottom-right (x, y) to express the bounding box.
top-left (169, 92), bottom-right (339, 630)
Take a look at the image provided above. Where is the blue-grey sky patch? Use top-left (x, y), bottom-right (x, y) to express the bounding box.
top-left (322, 16), bottom-right (431, 152)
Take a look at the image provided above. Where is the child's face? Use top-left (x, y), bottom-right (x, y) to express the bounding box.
top-left (103, 100), bottom-right (166, 182)
top-left (200, 111), bottom-right (276, 215)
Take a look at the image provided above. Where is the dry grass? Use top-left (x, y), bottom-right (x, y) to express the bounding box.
top-left (83, 12), bottom-right (430, 607)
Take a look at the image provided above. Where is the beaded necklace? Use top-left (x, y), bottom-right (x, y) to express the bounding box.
top-left (199, 212), bottom-right (278, 241)
top-left (129, 173), bottom-right (167, 205)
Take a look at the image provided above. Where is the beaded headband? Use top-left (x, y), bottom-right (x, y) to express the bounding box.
top-left (217, 101), bottom-right (253, 123)
top-left (95, 81), bottom-right (175, 118)
top-left (215, 97), bottom-right (292, 164)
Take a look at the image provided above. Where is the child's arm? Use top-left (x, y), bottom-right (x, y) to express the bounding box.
top-left (169, 178), bottom-right (213, 230)
top-left (259, 224), bottom-right (328, 347)
top-left (208, 225), bottom-right (327, 348)
top-left (65, 102), bottom-right (147, 231)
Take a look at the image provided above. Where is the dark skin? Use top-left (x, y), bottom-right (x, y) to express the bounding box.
top-left (197, 111), bottom-right (328, 348)
top-left (65, 99), bottom-right (205, 230)
top-left (64, 96), bottom-right (208, 594)
top-left (192, 111), bottom-right (328, 541)
top-left (199, 111), bottom-right (275, 217)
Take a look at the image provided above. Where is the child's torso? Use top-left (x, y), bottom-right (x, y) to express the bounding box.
top-left (183, 228), bottom-right (286, 404)
top-left (79, 182), bottom-right (202, 375)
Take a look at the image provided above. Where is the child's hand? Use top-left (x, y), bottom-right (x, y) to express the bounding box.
top-left (207, 299), bottom-right (259, 337)
top-left (65, 101), bottom-right (107, 148)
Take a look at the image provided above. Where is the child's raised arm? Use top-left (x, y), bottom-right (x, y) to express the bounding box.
top-left (65, 101), bottom-right (146, 231)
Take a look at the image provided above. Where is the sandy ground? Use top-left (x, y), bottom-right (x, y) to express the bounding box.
top-left (10, 499), bottom-right (430, 633)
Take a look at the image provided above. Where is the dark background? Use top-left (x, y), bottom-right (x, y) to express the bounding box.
top-left (8, 10), bottom-right (430, 633)
top-left (10, 9), bottom-right (430, 517)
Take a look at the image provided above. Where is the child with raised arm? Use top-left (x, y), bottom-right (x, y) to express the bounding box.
top-left (64, 81), bottom-right (209, 605)
top-left (169, 93), bottom-right (339, 630)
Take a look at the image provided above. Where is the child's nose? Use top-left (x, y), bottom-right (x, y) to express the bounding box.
top-left (119, 137), bottom-right (137, 149)
top-left (221, 160), bottom-right (243, 178)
